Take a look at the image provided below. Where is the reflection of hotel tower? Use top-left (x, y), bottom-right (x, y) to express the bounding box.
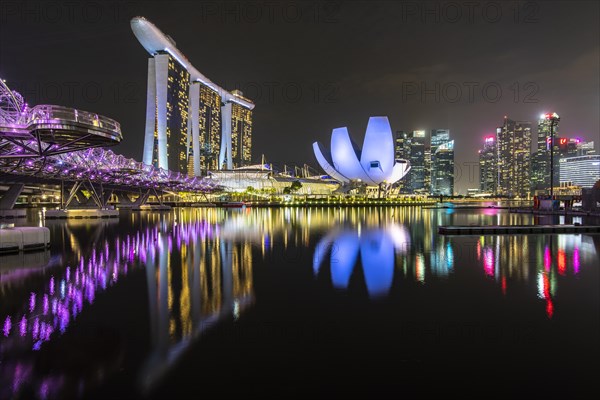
top-left (131, 17), bottom-right (254, 174)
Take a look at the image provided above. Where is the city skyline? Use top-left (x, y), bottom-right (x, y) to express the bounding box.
top-left (1, 1), bottom-right (598, 193)
top-left (1, 2), bottom-right (600, 398)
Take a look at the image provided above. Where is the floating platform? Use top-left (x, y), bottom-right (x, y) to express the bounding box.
top-left (0, 226), bottom-right (50, 253)
top-left (0, 209), bottom-right (26, 218)
top-left (136, 204), bottom-right (172, 211)
top-left (45, 209), bottom-right (119, 219)
top-left (190, 203), bottom-right (216, 207)
top-left (438, 224), bottom-right (600, 235)
top-left (510, 208), bottom-right (600, 217)
top-left (217, 202), bottom-right (247, 208)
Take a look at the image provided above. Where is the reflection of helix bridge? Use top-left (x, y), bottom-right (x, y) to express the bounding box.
top-left (0, 78), bottom-right (221, 193)
top-left (0, 218), bottom-right (253, 398)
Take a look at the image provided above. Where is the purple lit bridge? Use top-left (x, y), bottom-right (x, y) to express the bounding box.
top-left (0, 78), bottom-right (222, 217)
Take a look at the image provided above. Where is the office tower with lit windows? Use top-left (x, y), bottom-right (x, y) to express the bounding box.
top-left (395, 131), bottom-right (410, 193)
top-left (430, 129), bottom-right (454, 196)
top-left (532, 114), bottom-right (560, 192)
top-left (132, 16), bottom-right (255, 175)
top-left (479, 135), bottom-right (497, 194)
top-left (497, 117), bottom-right (532, 197)
top-left (424, 145), bottom-right (431, 193)
top-left (407, 130), bottom-right (430, 194)
top-left (395, 131), bottom-right (409, 161)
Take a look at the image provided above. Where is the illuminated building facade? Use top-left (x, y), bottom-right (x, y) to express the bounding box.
top-left (532, 114), bottom-right (560, 192)
top-left (576, 140), bottom-right (596, 156)
top-left (559, 155), bottom-right (600, 188)
top-left (395, 131), bottom-right (409, 160)
top-left (479, 135), bottom-right (497, 194)
top-left (394, 131), bottom-right (410, 193)
top-left (142, 52), bottom-right (190, 173)
top-left (552, 136), bottom-right (577, 185)
top-left (229, 90), bottom-right (253, 168)
top-left (407, 130), bottom-right (430, 194)
top-left (497, 117), bottom-right (532, 197)
top-left (193, 82), bottom-right (222, 173)
top-left (430, 129), bottom-right (454, 196)
top-left (312, 116), bottom-right (410, 186)
top-left (132, 17), bottom-right (255, 175)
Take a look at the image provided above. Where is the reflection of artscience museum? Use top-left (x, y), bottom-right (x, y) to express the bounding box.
top-left (313, 225), bottom-right (410, 298)
top-left (313, 116), bottom-right (410, 187)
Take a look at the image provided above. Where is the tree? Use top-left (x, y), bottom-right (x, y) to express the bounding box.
top-left (290, 180), bottom-right (303, 192)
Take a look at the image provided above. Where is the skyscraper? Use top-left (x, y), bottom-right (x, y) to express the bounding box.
top-left (218, 90), bottom-right (253, 170)
top-left (424, 145), bottom-right (431, 193)
top-left (497, 118), bottom-right (532, 197)
top-left (394, 130), bottom-right (409, 161)
top-left (395, 131), bottom-right (410, 193)
top-left (190, 82), bottom-right (222, 174)
top-left (430, 129), bottom-right (454, 196)
top-left (142, 52), bottom-right (190, 173)
top-left (532, 114), bottom-right (559, 192)
top-left (408, 130), bottom-right (430, 194)
top-left (230, 90), bottom-right (253, 168)
top-left (132, 17), bottom-right (255, 175)
top-left (479, 135), bottom-right (497, 194)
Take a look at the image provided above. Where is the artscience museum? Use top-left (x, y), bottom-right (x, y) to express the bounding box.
top-left (313, 116), bottom-right (410, 187)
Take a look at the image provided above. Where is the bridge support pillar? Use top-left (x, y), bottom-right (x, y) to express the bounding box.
top-left (116, 189), bottom-right (170, 211)
top-left (45, 180), bottom-right (118, 219)
top-left (0, 184), bottom-right (26, 218)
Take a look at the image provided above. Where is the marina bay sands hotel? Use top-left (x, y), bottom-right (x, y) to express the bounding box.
top-left (131, 17), bottom-right (254, 174)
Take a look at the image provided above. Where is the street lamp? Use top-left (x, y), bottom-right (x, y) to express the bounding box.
top-left (544, 112), bottom-right (560, 197)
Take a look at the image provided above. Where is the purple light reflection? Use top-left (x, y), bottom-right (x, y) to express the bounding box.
top-left (0, 218), bottom-right (221, 399)
top-left (3, 316), bottom-right (11, 337)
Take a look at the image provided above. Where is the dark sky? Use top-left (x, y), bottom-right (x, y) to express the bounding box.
top-left (1, 0), bottom-right (598, 193)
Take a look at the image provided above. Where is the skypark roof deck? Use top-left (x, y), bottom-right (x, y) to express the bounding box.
top-left (130, 16), bottom-right (255, 110)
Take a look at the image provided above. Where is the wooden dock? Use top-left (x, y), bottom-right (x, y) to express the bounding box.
top-left (438, 224), bottom-right (600, 235)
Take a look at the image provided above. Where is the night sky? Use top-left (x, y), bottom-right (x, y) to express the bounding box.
top-left (1, 0), bottom-right (598, 193)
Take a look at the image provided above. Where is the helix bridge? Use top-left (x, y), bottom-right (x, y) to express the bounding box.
top-left (0, 77), bottom-right (222, 195)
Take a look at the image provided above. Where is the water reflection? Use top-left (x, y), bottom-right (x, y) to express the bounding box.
top-left (0, 207), bottom-right (598, 399)
top-left (0, 214), bottom-right (254, 399)
top-left (473, 233), bottom-right (596, 318)
top-left (310, 209), bottom-right (598, 321)
top-left (313, 225), bottom-right (410, 298)
top-left (140, 222), bottom-right (253, 392)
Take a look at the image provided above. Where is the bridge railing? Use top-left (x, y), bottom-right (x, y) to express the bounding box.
top-left (27, 105), bottom-right (121, 133)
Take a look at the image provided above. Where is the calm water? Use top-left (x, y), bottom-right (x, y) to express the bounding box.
top-left (1, 207), bottom-right (598, 399)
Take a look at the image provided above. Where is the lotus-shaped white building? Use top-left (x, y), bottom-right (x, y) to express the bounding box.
top-left (313, 116), bottom-right (410, 186)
